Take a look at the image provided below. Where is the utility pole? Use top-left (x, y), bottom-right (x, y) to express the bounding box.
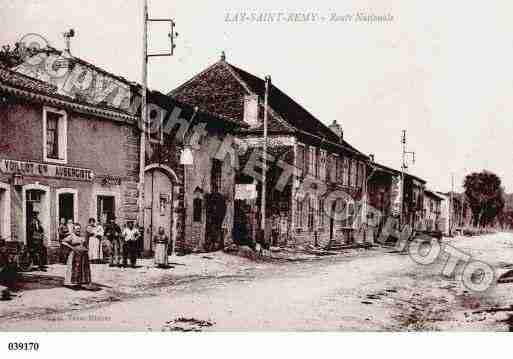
top-left (449, 173), bottom-right (454, 236)
top-left (138, 0), bottom-right (148, 232)
top-left (138, 0), bottom-right (178, 248)
top-left (399, 130), bottom-right (415, 227)
top-left (261, 76), bottom-right (271, 248)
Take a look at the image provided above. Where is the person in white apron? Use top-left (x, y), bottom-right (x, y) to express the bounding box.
top-left (86, 218), bottom-right (103, 263)
top-left (153, 226), bottom-right (170, 268)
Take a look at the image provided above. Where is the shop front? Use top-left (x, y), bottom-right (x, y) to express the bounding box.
top-left (0, 158), bottom-right (128, 262)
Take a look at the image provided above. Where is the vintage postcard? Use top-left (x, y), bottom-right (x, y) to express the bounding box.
top-left (0, 1), bottom-right (512, 355)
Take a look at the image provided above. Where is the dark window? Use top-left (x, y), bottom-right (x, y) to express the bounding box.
top-left (46, 112), bottom-right (60, 159)
top-left (318, 199), bottom-right (325, 227)
top-left (193, 198), bottom-right (202, 222)
top-left (297, 200), bottom-right (303, 227)
top-left (297, 146), bottom-right (306, 177)
top-left (211, 159), bottom-right (222, 193)
top-left (148, 108), bottom-right (162, 143)
top-left (307, 198), bottom-right (314, 231)
top-left (336, 157), bottom-right (343, 183)
top-left (97, 196), bottom-right (115, 223)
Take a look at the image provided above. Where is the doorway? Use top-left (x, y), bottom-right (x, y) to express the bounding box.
top-left (25, 189), bottom-right (45, 242)
top-left (144, 169), bottom-right (173, 253)
top-left (0, 186), bottom-right (9, 240)
top-left (329, 201), bottom-right (336, 241)
top-left (58, 193), bottom-right (74, 223)
top-left (97, 196), bottom-right (115, 224)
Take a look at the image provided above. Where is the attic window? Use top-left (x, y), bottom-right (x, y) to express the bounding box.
top-left (243, 94), bottom-right (259, 127)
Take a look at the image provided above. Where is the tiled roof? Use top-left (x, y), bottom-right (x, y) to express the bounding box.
top-left (149, 89), bottom-right (247, 131)
top-left (373, 161), bottom-right (427, 184)
top-left (425, 189), bottom-right (444, 200)
top-left (169, 60), bottom-right (364, 154)
top-left (0, 65), bottom-right (57, 95)
top-left (14, 47), bottom-right (137, 87)
top-left (0, 65), bottom-right (136, 123)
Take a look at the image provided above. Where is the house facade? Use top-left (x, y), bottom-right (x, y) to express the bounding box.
top-left (436, 192), bottom-right (450, 235)
top-left (0, 66), bottom-right (140, 262)
top-left (11, 47), bottom-right (245, 255)
top-left (169, 56), bottom-right (369, 249)
top-left (366, 161), bottom-right (427, 239)
top-left (423, 189), bottom-right (442, 231)
top-left (143, 91), bottom-right (244, 254)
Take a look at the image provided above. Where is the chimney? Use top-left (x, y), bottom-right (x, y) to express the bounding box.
top-left (328, 120), bottom-right (343, 142)
top-left (243, 94), bottom-right (259, 127)
top-left (369, 154), bottom-right (375, 163)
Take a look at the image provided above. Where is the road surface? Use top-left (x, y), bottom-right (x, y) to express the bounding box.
top-left (2, 233), bottom-right (513, 331)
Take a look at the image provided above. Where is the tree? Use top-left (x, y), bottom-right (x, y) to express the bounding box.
top-left (463, 171), bottom-right (504, 228)
top-left (0, 43), bottom-right (25, 68)
top-left (0, 42), bottom-right (41, 68)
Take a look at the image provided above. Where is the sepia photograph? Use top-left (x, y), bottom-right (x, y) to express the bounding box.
top-left (0, 0), bottom-right (513, 356)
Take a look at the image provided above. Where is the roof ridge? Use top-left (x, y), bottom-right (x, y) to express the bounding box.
top-left (167, 60), bottom-right (225, 96)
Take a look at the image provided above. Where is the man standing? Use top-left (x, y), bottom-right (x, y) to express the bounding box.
top-left (28, 213), bottom-right (46, 271)
top-left (58, 217), bottom-right (71, 264)
top-left (105, 217), bottom-right (122, 267)
top-left (122, 221), bottom-right (139, 268)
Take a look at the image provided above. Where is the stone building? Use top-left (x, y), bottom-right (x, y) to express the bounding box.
top-left (11, 47), bottom-right (245, 254)
top-left (169, 56), bottom-right (369, 249)
top-left (0, 66), bottom-right (140, 262)
top-left (143, 91), bottom-right (245, 254)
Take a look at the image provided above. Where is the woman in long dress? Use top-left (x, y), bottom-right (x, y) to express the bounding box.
top-left (87, 218), bottom-right (103, 263)
top-left (63, 223), bottom-right (91, 288)
top-left (153, 226), bottom-right (169, 268)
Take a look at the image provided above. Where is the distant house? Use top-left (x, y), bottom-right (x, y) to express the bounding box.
top-left (424, 189), bottom-right (443, 231)
top-left (436, 192), bottom-right (450, 235)
top-left (366, 160), bottom-right (427, 237)
top-left (169, 55), bottom-right (369, 248)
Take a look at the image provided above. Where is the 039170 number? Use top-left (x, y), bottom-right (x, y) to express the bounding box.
top-left (8, 342), bottom-right (39, 351)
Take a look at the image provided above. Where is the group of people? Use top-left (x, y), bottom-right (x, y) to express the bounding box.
top-left (59, 217), bottom-right (143, 268)
top-left (27, 214), bottom-right (172, 290)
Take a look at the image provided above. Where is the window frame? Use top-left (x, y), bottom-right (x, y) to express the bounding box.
top-left (148, 105), bottom-right (164, 144)
top-left (318, 198), bottom-right (325, 227)
top-left (319, 149), bottom-right (327, 181)
top-left (211, 158), bottom-right (223, 193)
top-left (296, 199), bottom-right (303, 228)
top-left (307, 197), bottom-right (315, 231)
top-left (343, 157), bottom-right (350, 187)
top-left (308, 146), bottom-right (316, 176)
top-left (193, 197), bottom-right (203, 222)
top-left (43, 106), bottom-right (68, 164)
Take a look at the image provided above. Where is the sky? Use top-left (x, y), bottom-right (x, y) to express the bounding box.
top-left (1, 0), bottom-right (512, 193)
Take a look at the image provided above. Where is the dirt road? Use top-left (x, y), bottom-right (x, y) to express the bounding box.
top-left (2, 233), bottom-right (513, 331)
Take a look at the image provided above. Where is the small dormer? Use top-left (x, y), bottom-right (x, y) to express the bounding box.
top-left (243, 94), bottom-right (259, 127)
